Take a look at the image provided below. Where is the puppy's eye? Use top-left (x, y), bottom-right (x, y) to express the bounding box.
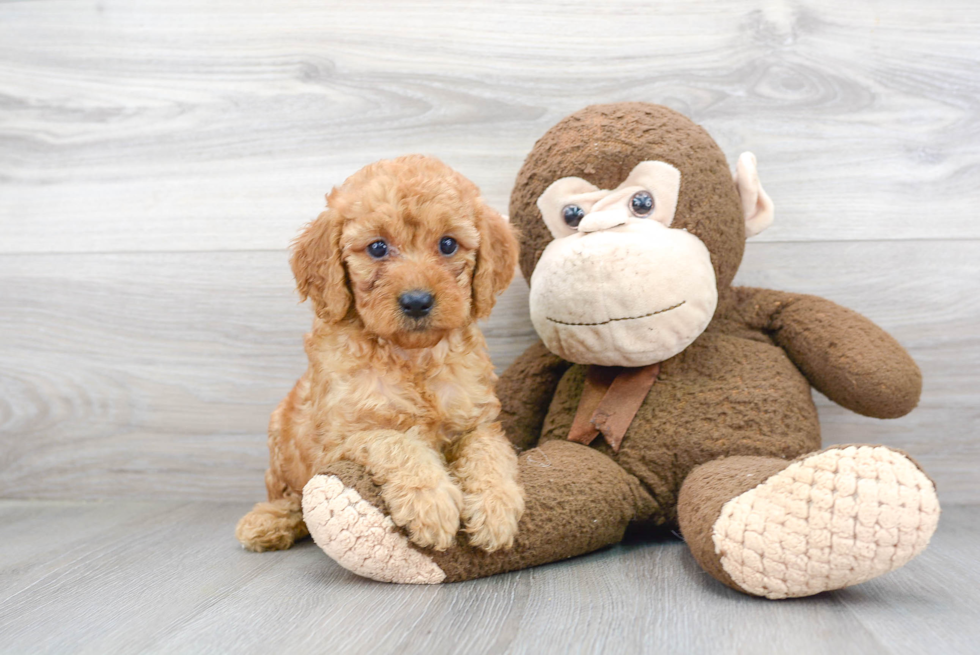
top-left (439, 236), bottom-right (458, 256)
top-left (630, 191), bottom-right (654, 217)
top-left (562, 205), bottom-right (585, 228)
top-left (367, 240), bottom-right (388, 259)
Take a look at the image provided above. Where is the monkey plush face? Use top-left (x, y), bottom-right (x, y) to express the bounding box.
top-left (530, 161), bottom-right (718, 366)
top-left (513, 103), bottom-right (773, 367)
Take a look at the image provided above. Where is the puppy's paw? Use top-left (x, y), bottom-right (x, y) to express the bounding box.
top-left (463, 481), bottom-right (525, 552)
top-left (386, 478), bottom-right (463, 551)
top-left (235, 499), bottom-right (308, 552)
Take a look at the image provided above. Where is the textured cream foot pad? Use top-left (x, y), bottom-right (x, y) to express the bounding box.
top-left (713, 446), bottom-right (940, 599)
top-left (302, 474), bottom-right (446, 584)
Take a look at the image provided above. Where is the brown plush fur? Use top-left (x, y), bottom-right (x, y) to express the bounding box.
top-left (314, 104), bottom-right (926, 587)
top-left (236, 155), bottom-right (523, 553)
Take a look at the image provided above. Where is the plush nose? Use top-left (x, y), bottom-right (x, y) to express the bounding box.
top-left (577, 208), bottom-right (629, 233)
top-left (399, 290), bottom-right (434, 318)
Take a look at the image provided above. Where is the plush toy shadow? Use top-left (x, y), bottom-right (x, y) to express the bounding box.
top-left (301, 103), bottom-right (939, 598)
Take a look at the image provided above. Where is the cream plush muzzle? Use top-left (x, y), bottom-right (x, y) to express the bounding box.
top-left (529, 220), bottom-right (717, 367)
top-left (529, 156), bottom-right (770, 367)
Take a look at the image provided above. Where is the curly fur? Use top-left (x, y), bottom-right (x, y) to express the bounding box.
top-left (236, 155), bottom-right (524, 553)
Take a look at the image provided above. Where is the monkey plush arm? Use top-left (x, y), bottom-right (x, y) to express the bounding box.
top-left (496, 340), bottom-right (574, 451)
top-left (734, 287), bottom-right (922, 419)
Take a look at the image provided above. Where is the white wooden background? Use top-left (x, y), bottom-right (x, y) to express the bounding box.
top-left (1, 0), bottom-right (978, 504)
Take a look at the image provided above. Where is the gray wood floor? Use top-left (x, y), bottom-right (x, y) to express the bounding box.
top-left (0, 501), bottom-right (977, 655)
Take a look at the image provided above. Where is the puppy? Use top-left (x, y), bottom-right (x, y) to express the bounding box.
top-left (236, 155), bottom-right (524, 554)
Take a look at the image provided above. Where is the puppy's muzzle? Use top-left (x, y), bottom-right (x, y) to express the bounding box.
top-left (399, 290), bottom-right (434, 319)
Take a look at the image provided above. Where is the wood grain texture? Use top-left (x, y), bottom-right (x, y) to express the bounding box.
top-left (0, 249), bottom-right (536, 500)
top-left (1, 241), bottom-right (977, 502)
top-left (1, 0), bottom-right (979, 253)
top-left (0, 1), bottom-right (978, 504)
top-left (0, 500), bottom-right (977, 655)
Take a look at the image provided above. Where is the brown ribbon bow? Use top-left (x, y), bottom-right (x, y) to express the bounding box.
top-left (567, 363), bottom-right (661, 452)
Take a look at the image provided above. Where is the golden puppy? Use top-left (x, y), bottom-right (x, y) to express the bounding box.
top-left (236, 155), bottom-right (523, 554)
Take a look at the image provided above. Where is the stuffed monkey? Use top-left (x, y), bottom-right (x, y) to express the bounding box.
top-left (301, 103), bottom-right (939, 598)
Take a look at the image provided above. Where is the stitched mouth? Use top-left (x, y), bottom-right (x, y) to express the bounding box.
top-left (547, 300), bottom-right (686, 327)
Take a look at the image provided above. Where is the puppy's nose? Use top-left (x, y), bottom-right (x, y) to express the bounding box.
top-left (399, 290), bottom-right (434, 318)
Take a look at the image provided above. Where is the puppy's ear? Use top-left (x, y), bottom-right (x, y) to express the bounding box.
top-left (290, 208), bottom-right (352, 323)
top-left (471, 203), bottom-right (519, 319)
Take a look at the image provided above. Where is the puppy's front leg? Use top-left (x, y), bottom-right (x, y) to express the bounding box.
top-left (340, 427), bottom-right (462, 551)
top-left (448, 423), bottom-right (525, 552)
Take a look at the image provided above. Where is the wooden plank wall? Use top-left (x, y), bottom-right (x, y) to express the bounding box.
top-left (1, 0), bottom-right (977, 503)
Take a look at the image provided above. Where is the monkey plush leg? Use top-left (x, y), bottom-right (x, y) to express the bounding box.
top-left (677, 446), bottom-right (940, 599)
top-left (301, 440), bottom-right (658, 583)
top-left (236, 496), bottom-right (309, 552)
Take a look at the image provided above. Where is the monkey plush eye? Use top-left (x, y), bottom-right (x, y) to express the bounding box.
top-left (562, 205), bottom-right (585, 228)
top-left (439, 236), bottom-right (458, 256)
top-left (630, 191), bottom-right (654, 217)
top-left (367, 240), bottom-right (388, 259)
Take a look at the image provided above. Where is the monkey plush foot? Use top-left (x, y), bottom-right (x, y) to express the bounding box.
top-left (679, 446), bottom-right (940, 599)
top-left (305, 441), bottom-right (657, 584)
top-left (302, 463), bottom-right (446, 584)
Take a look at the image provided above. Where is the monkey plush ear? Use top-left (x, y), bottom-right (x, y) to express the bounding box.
top-left (734, 152), bottom-right (774, 238)
top-left (290, 209), bottom-right (352, 323)
top-left (471, 203), bottom-right (519, 319)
